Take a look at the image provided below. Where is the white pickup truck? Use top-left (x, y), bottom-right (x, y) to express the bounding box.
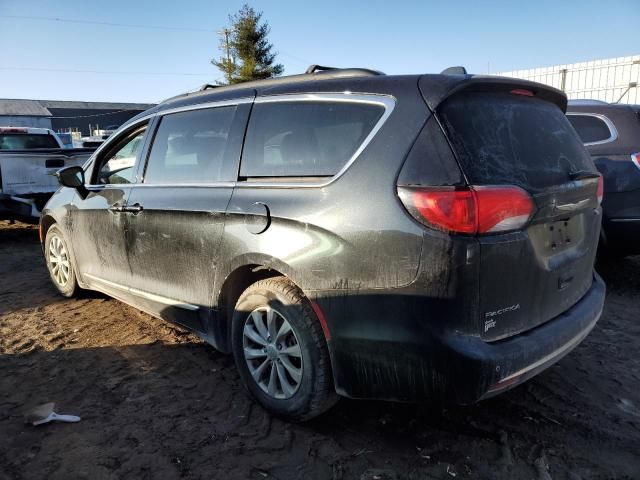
top-left (0, 127), bottom-right (95, 220)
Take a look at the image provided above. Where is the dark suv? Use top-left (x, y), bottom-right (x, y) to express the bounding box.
top-left (567, 100), bottom-right (640, 256)
top-left (41, 67), bottom-right (606, 420)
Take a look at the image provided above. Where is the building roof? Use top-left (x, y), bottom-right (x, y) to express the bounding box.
top-left (0, 99), bottom-right (52, 116)
top-left (0, 98), bottom-right (155, 117)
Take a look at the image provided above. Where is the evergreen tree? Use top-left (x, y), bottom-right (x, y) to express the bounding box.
top-left (212, 5), bottom-right (284, 84)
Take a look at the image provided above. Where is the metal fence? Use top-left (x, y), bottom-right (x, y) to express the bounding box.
top-left (497, 55), bottom-right (639, 104)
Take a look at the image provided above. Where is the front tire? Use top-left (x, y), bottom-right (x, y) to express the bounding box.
top-left (44, 224), bottom-right (78, 297)
top-left (231, 277), bottom-right (338, 421)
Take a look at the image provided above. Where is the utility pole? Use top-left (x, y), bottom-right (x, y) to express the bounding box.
top-left (560, 68), bottom-right (568, 92)
top-left (217, 28), bottom-right (233, 83)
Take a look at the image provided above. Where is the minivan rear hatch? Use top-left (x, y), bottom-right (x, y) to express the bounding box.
top-left (423, 78), bottom-right (601, 341)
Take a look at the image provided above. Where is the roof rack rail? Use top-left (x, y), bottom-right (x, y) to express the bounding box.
top-left (440, 66), bottom-right (468, 75)
top-left (199, 84), bottom-right (220, 91)
top-left (304, 64), bottom-right (385, 76)
top-left (161, 65), bottom-right (387, 105)
top-left (305, 64), bottom-right (337, 74)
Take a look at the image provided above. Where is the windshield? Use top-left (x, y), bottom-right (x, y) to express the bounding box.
top-left (0, 133), bottom-right (60, 150)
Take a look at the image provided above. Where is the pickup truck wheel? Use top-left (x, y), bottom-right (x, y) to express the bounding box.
top-left (231, 277), bottom-right (338, 421)
top-left (45, 225), bottom-right (78, 297)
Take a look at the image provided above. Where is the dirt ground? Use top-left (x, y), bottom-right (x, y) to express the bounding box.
top-left (0, 221), bottom-right (638, 480)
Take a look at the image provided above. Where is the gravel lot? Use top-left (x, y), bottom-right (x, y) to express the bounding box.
top-left (1, 220), bottom-right (638, 480)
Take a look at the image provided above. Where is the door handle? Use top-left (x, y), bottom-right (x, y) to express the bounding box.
top-left (124, 203), bottom-right (144, 214)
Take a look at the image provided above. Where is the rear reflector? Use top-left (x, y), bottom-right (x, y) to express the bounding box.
top-left (597, 174), bottom-right (604, 206)
top-left (398, 185), bottom-right (534, 235)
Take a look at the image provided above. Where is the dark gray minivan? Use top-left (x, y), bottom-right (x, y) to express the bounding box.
top-left (41, 67), bottom-right (605, 420)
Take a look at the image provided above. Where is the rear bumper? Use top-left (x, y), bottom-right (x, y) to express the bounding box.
top-left (0, 193), bottom-right (38, 220)
top-left (325, 272), bottom-right (605, 403)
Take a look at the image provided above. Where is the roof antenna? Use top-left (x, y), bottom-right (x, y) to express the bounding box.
top-left (440, 66), bottom-right (468, 75)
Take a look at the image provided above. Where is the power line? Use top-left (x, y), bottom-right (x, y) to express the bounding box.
top-left (0, 66), bottom-right (213, 77)
top-left (0, 14), bottom-right (215, 33)
top-left (0, 14), bottom-right (313, 67)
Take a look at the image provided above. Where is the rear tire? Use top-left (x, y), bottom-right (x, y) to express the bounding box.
top-left (231, 276), bottom-right (338, 421)
top-left (44, 224), bottom-right (78, 297)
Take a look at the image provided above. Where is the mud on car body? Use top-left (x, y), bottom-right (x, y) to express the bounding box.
top-left (41, 66), bottom-right (605, 420)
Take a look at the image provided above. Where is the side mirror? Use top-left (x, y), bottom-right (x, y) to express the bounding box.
top-left (56, 166), bottom-right (85, 189)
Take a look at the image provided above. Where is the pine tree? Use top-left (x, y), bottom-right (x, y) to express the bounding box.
top-left (212, 4), bottom-right (284, 85)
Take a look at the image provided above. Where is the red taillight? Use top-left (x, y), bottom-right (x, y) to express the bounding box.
top-left (597, 174), bottom-right (604, 206)
top-left (631, 153), bottom-right (640, 171)
top-left (409, 188), bottom-right (477, 234)
top-left (0, 127), bottom-right (27, 133)
top-left (510, 89), bottom-right (534, 97)
top-left (398, 185), bottom-right (534, 235)
top-left (474, 186), bottom-right (534, 233)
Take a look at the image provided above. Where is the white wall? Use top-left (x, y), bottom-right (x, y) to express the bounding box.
top-left (497, 55), bottom-right (639, 104)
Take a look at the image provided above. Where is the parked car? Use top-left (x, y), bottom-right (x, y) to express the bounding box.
top-left (0, 127), bottom-right (95, 220)
top-left (566, 100), bottom-right (640, 256)
top-left (41, 66), bottom-right (606, 420)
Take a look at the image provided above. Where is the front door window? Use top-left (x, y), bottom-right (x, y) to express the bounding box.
top-left (96, 128), bottom-right (147, 184)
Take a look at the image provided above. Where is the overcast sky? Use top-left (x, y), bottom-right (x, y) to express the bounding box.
top-left (0, 0), bottom-right (638, 103)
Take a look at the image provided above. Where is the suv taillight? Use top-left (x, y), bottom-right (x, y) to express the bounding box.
top-left (398, 185), bottom-right (534, 235)
top-left (597, 174), bottom-right (604, 206)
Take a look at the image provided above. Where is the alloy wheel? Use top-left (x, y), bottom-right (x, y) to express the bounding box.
top-left (48, 235), bottom-right (71, 286)
top-left (242, 306), bottom-right (303, 399)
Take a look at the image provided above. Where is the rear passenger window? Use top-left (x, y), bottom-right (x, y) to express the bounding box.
top-left (144, 107), bottom-right (236, 184)
top-left (567, 114), bottom-right (614, 144)
top-left (240, 101), bottom-right (384, 178)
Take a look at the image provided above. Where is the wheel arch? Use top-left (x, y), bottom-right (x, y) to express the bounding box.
top-left (215, 262), bottom-right (286, 353)
top-left (39, 213), bottom-right (57, 247)
top-left (214, 254), bottom-right (321, 354)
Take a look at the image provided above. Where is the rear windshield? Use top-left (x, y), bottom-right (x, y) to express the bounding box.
top-left (439, 92), bottom-right (593, 191)
top-left (0, 133), bottom-right (60, 150)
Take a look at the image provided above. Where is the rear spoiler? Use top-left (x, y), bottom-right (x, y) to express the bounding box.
top-left (419, 74), bottom-right (568, 112)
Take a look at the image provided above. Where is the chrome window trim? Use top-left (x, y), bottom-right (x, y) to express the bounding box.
top-left (566, 112), bottom-right (618, 146)
top-left (236, 93), bottom-right (396, 189)
top-left (84, 97), bottom-right (253, 186)
top-left (131, 182), bottom-right (237, 188)
top-left (84, 94), bottom-right (395, 189)
top-left (84, 117), bottom-right (152, 172)
top-left (156, 97), bottom-right (252, 117)
top-left (86, 182), bottom-right (237, 190)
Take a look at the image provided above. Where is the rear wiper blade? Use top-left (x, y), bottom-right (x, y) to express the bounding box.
top-left (569, 170), bottom-right (600, 181)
